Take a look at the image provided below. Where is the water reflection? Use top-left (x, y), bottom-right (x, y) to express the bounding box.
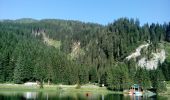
top-left (129, 95), bottom-right (142, 100)
top-left (0, 91), bottom-right (168, 100)
top-left (24, 92), bottom-right (37, 99)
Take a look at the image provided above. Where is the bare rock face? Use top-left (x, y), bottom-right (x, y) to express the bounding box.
top-left (70, 41), bottom-right (81, 58)
top-left (126, 43), bottom-right (149, 60)
top-left (126, 43), bottom-right (166, 70)
top-left (138, 50), bottom-right (165, 69)
top-left (69, 41), bottom-right (85, 60)
top-left (32, 29), bottom-right (61, 48)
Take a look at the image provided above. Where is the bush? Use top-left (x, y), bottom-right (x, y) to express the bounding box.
top-left (75, 83), bottom-right (81, 89)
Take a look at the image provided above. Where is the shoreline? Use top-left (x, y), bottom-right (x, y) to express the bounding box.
top-left (0, 83), bottom-right (169, 96)
top-left (0, 83), bottom-right (120, 94)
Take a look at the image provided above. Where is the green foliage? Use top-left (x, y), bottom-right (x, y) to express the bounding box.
top-left (135, 67), bottom-right (151, 89)
top-left (150, 69), bottom-right (167, 92)
top-left (160, 60), bottom-right (170, 80)
top-left (13, 56), bottom-right (24, 83)
top-left (75, 82), bottom-right (81, 89)
top-left (107, 62), bottom-right (130, 91)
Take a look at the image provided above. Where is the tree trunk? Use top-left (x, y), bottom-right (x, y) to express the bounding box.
top-left (40, 79), bottom-right (43, 88)
top-left (48, 79), bottom-right (50, 85)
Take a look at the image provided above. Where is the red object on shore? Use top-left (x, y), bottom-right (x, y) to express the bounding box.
top-left (86, 93), bottom-right (89, 96)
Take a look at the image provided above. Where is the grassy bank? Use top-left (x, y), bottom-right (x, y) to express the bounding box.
top-left (0, 84), bottom-right (58, 92)
top-left (0, 83), bottom-right (119, 94)
top-left (58, 84), bottom-right (121, 94)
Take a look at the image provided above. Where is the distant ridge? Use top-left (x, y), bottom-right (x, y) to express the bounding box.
top-left (0, 18), bottom-right (103, 26)
top-left (15, 18), bottom-right (38, 23)
top-left (0, 18), bottom-right (38, 23)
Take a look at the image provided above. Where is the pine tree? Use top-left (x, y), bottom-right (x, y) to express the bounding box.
top-left (13, 56), bottom-right (24, 83)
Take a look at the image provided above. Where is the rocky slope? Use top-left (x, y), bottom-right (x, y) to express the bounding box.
top-left (126, 43), bottom-right (166, 69)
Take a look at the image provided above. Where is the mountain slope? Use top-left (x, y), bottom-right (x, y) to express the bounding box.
top-left (0, 18), bottom-right (170, 92)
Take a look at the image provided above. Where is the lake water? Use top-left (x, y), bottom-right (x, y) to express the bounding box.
top-left (0, 91), bottom-right (168, 100)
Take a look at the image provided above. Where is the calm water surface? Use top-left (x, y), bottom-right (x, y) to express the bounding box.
top-left (0, 91), bottom-right (169, 100)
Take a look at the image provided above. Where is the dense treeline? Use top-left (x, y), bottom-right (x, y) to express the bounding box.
top-left (0, 18), bottom-right (170, 92)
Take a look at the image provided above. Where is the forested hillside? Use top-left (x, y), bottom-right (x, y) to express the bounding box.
top-left (0, 18), bottom-right (170, 92)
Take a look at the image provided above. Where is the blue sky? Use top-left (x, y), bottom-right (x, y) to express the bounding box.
top-left (0, 0), bottom-right (169, 25)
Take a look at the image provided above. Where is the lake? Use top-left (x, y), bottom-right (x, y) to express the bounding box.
top-left (0, 91), bottom-right (168, 100)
